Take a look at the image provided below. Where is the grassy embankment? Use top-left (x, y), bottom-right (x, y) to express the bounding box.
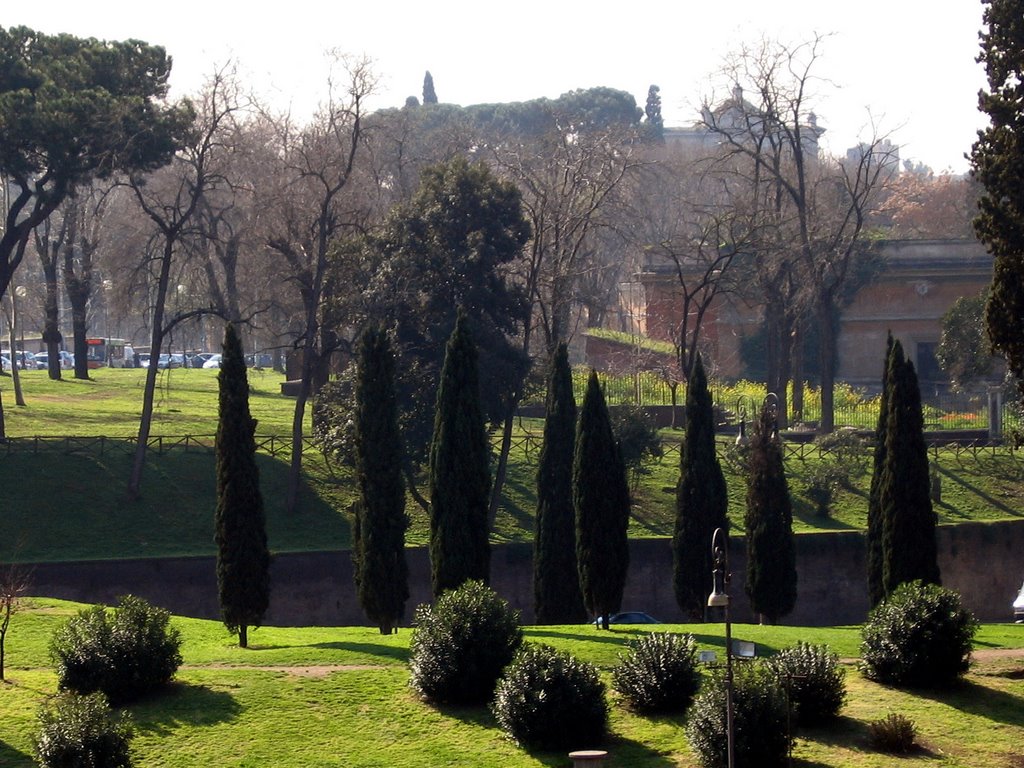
top-left (0, 598), bottom-right (1022, 767)
top-left (1, 366), bottom-right (1022, 562)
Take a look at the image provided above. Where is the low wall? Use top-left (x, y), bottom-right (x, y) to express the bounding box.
top-left (20, 520), bottom-right (1024, 628)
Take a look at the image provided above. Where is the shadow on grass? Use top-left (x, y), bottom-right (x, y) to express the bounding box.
top-left (916, 678), bottom-right (1024, 727)
top-left (311, 641), bottom-right (411, 663)
top-left (131, 681), bottom-right (243, 736)
top-left (525, 628), bottom-right (650, 646)
top-left (0, 741), bottom-right (32, 768)
top-left (430, 705), bottom-right (676, 767)
top-left (936, 465), bottom-right (1023, 518)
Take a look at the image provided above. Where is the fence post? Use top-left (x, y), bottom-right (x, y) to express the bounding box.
top-left (988, 387), bottom-right (1003, 441)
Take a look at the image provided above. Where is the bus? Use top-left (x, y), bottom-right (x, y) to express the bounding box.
top-left (85, 338), bottom-right (129, 368)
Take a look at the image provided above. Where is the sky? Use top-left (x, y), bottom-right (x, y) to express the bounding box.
top-left (6, 0), bottom-right (988, 174)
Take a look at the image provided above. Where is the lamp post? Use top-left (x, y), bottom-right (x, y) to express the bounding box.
top-left (708, 526), bottom-right (735, 768)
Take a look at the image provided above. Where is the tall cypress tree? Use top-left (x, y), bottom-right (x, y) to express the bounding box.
top-left (744, 399), bottom-right (797, 624)
top-left (971, 0), bottom-right (1024, 398)
top-left (353, 327), bottom-right (409, 634)
top-left (214, 323), bottom-right (270, 649)
top-left (866, 332), bottom-right (895, 607)
top-left (428, 310), bottom-right (492, 597)
top-left (672, 355), bottom-right (729, 620)
top-left (533, 343), bottom-right (586, 624)
top-left (423, 71), bottom-right (438, 104)
top-left (880, 341), bottom-right (941, 593)
top-left (574, 370), bottom-right (631, 630)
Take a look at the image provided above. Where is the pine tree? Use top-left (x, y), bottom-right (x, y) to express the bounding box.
top-left (574, 370), bottom-right (631, 630)
top-left (352, 327), bottom-right (409, 634)
top-left (971, 0), bottom-right (1024, 397)
top-left (428, 311), bottom-right (492, 596)
top-left (533, 343), bottom-right (586, 624)
top-left (880, 341), bottom-right (941, 593)
top-left (744, 398), bottom-right (797, 624)
top-left (214, 323), bottom-right (270, 648)
top-left (672, 355), bottom-right (729, 620)
top-left (423, 71), bottom-right (438, 104)
top-left (866, 332), bottom-right (894, 607)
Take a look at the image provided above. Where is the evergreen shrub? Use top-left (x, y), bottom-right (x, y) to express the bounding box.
top-left (611, 632), bottom-right (701, 713)
top-left (34, 692), bottom-right (133, 768)
top-left (764, 642), bottom-right (846, 726)
top-left (868, 713), bottom-right (918, 753)
top-left (492, 644), bottom-right (607, 750)
top-left (686, 665), bottom-right (791, 768)
top-left (409, 580), bottom-right (522, 705)
top-left (50, 595), bottom-right (182, 705)
top-left (860, 580), bottom-right (977, 688)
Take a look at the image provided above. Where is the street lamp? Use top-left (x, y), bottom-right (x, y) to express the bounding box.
top-left (735, 394), bottom-right (755, 446)
top-left (708, 526), bottom-right (735, 768)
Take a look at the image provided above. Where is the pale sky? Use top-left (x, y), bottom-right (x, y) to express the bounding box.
top-left (6, 0), bottom-right (987, 174)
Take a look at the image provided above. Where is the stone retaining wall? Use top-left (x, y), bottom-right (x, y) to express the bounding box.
top-left (20, 520), bottom-right (1024, 628)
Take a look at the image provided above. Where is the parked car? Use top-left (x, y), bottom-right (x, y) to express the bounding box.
top-left (202, 354), bottom-right (222, 369)
top-left (0, 355), bottom-right (11, 371)
top-left (591, 612), bottom-right (661, 626)
top-left (33, 351), bottom-right (74, 370)
top-left (1, 350), bottom-right (35, 369)
top-left (1014, 581), bottom-right (1024, 623)
top-left (187, 352), bottom-right (215, 368)
top-left (137, 353), bottom-right (151, 369)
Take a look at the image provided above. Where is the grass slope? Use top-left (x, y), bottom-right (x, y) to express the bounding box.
top-left (1, 368), bottom-right (1023, 562)
top-left (2, 599), bottom-right (1023, 767)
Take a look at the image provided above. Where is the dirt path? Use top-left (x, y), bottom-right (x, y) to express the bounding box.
top-left (181, 663), bottom-right (386, 678)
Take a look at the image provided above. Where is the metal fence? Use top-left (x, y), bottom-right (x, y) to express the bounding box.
top-left (567, 369), bottom-right (1013, 434)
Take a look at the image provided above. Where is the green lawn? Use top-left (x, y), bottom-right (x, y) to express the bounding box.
top-left (2, 367), bottom-right (1023, 562)
top-left (2, 599), bottom-right (1023, 767)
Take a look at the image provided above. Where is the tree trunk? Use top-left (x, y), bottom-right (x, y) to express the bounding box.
top-left (128, 242), bottom-right (173, 500)
top-left (817, 298), bottom-right (836, 434)
top-left (239, 625), bottom-right (248, 649)
top-left (286, 342), bottom-right (316, 514)
top-left (6, 296), bottom-right (25, 407)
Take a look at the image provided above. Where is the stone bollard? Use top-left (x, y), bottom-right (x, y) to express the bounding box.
top-left (568, 749), bottom-right (608, 767)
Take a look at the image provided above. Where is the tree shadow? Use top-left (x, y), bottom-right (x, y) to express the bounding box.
top-left (914, 678), bottom-right (1024, 727)
top-left (130, 681), bottom-right (243, 736)
top-left (0, 741), bottom-right (33, 768)
top-left (311, 640), bottom-right (411, 663)
top-left (525, 628), bottom-right (650, 646)
top-left (426, 705), bottom-right (675, 767)
top-left (935, 465), bottom-right (1022, 518)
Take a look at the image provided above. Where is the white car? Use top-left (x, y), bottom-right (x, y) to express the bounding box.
top-left (202, 354), bottom-right (222, 369)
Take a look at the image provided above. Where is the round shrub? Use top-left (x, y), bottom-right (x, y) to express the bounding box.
top-left (409, 580), bottom-right (523, 705)
top-left (492, 644), bottom-right (608, 750)
top-left (611, 632), bottom-right (701, 713)
top-left (860, 580), bottom-right (977, 688)
top-left (686, 664), bottom-right (791, 768)
top-left (50, 594), bottom-right (183, 705)
top-left (34, 692), bottom-right (133, 768)
top-left (764, 642), bottom-right (846, 726)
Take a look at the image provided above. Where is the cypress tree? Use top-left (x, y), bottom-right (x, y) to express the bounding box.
top-left (866, 332), bottom-right (894, 607)
top-left (880, 341), bottom-right (941, 593)
top-left (672, 354), bottom-right (729, 620)
top-left (214, 323), bottom-right (270, 648)
top-left (428, 310), bottom-right (492, 596)
top-left (971, 0), bottom-right (1024, 397)
top-left (352, 327), bottom-right (409, 634)
top-left (423, 71), bottom-right (438, 104)
top-left (744, 398), bottom-right (797, 624)
top-left (574, 370), bottom-right (631, 630)
top-left (533, 343), bottom-right (586, 624)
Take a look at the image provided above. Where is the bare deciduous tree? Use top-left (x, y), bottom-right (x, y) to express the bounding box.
top-left (259, 54), bottom-right (377, 513)
top-left (701, 35), bottom-right (895, 431)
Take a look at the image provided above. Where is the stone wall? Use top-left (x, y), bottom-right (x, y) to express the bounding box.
top-left (21, 520), bottom-right (1024, 628)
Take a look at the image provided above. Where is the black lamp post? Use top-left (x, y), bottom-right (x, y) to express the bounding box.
top-left (708, 526), bottom-right (734, 768)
